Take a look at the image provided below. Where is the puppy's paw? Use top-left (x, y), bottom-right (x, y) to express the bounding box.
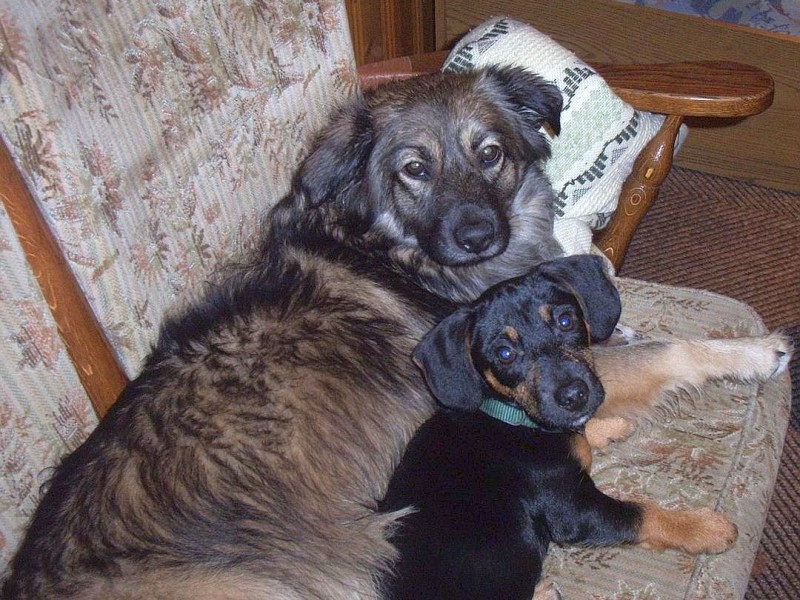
top-left (532, 578), bottom-right (562, 600)
top-left (639, 504), bottom-right (737, 555)
top-left (584, 416), bottom-right (636, 449)
top-left (678, 507), bottom-right (738, 554)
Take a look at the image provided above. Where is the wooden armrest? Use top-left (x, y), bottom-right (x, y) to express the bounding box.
top-left (0, 139), bottom-right (128, 417)
top-left (358, 52), bottom-right (774, 118)
top-left (596, 61), bottom-right (773, 117)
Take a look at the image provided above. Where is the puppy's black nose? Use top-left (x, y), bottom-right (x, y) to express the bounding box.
top-left (555, 380), bottom-right (589, 412)
top-left (454, 218), bottom-right (494, 254)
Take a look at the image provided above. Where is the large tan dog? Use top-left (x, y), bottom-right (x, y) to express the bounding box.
top-left (2, 67), bottom-right (790, 599)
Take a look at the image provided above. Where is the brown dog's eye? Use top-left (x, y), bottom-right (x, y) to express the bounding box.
top-left (496, 345), bottom-right (517, 364)
top-left (403, 160), bottom-right (428, 179)
top-left (478, 144), bottom-right (502, 166)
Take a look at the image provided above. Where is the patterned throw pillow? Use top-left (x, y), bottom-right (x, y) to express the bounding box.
top-left (444, 17), bottom-right (669, 258)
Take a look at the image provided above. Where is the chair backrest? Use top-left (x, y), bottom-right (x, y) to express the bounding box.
top-left (0, 0), bottom-right (358, 572)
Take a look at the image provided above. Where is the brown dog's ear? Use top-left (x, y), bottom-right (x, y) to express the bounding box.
top-left (537, 255), bottom-right (621, 342)
top-left (296, 94), bottom-right (373, 208)
top-left (412, 309), bottom-right (485, 411)
top-left (482, 65), bottom-right (563, 136)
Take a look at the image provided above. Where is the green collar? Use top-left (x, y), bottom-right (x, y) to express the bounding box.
top-left (479, 397), bottom-right (550, 430)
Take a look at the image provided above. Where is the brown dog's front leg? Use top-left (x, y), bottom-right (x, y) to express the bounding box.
top-left (585, 334), bottom-right (791, 448)
top-left (635, 501), bottom-right (738, 555)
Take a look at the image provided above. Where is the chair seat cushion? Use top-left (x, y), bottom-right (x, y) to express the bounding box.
top-left (543, 278), bottom-right (791, 599)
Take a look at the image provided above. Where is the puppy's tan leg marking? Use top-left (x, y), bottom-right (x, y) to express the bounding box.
top-left (636, 502), bottom-right (737, 555)
top-left (569, 433), bottom-right (593, 471)
top-left (584, 416), bottom-right (636, 449)
top-left (532, 578), bottom-right (562, 600)
top-left (592, 333), bottom-right (792, 421)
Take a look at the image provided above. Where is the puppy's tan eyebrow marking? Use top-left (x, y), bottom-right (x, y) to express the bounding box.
top-left (483, 368), bottom-right (518, 398)
top-left (538, 305), bottom-right (552, 323)
top-left (503, 326), bottom-right (519, 342)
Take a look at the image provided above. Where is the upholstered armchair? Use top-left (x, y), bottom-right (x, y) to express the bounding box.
top-left (0, 2), bottom-right (789, 598)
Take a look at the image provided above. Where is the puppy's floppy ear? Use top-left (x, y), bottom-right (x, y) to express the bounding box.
top-left (537, 255), bottom-right (621, 342)
top-left (296, 94), bottom-right (373, 208)
top-left (412, 308), bottom-right (485, 411)
top-left (483, 65), bottom-right (563, 136)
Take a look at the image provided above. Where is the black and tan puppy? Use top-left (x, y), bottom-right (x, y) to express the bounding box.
top-left (380, 255), bottom-right (738, 600)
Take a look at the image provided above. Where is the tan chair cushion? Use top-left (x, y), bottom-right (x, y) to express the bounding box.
top-left (543, 278), bottom-right (791, 599)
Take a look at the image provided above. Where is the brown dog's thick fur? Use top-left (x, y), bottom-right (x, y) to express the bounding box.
top-left (1, 67), bottom-right (791, 600)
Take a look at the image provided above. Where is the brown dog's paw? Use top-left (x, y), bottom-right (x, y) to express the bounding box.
top-left (639, 503), bottom-right (738, 555)
top-left (764, 332), bottom-right (794, 377)
top-left (584, 416), bottom-right (636, 449)
top-left (708, 332), bottom-right (793, 381)
top-left (532, 578), bottom-right (562, 600)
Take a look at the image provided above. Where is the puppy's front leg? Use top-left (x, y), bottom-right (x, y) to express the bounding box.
top-left (586, 333), bottom-right (791, 447)
top-left (551, 480), bottom-right (737, 556)
top-left (532, 578), bottom-right (561, 600)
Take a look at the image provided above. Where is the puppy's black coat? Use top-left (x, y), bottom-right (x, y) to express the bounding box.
top-left (380, 255), bottom-right (644, 600)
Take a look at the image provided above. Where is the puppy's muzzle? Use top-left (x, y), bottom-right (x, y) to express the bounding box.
top-left (533, 356), bottom-right (605, 430)
top-left (555, 379), bottom-right (589, 412)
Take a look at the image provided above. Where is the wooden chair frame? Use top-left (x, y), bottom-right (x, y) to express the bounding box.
top-left (0, 53), bottom-right (773, 417)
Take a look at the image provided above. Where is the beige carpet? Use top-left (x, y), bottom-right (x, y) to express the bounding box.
top-left (618, 166), bottom-right (800, 598)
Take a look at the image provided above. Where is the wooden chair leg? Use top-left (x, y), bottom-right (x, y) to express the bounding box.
top-left (594, 114), bottom-right (684, 271)
top-left (0, 139), bottom-right (128, 417)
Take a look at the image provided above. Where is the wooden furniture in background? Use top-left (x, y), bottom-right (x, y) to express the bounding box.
top-left (443, 0), bottom-right (800, 193)
top-left (345, 0), bottom-right (438, 64)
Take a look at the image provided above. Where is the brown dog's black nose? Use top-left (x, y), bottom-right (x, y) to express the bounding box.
top-left (454, 218), bottom-right (495, 254)
top-left (555, 380), bottom-right (589, 412)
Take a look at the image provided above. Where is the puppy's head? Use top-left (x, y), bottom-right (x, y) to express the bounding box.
top-left (413, 255), bottom-right (620, 430)
top-left (295, 66), bottom-right (563, 268)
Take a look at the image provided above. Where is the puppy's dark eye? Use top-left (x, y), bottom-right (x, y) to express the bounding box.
top-left (478, 144), bottom-right (502, 165)
top-left (496, 345), bottom-right (517, 364)
top-left (556, 311), bottom-right (576, 332)
top-left (403, 160), bottom-right (428, 179)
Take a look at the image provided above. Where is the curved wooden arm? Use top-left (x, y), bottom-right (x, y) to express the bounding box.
top-left (358, 52), bottom-right (773, 118)
top-left (0, 139), bottom-right (128, 417)
top-left (593, 114), bottom-right (684, 269)
top-left (598, 61), bottom-right (773, 117)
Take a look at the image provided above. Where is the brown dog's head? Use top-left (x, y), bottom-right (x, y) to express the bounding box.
top-left (284, 67), bottom-right (565, 302)
top-left (413, 255), bottom-right (620, 430)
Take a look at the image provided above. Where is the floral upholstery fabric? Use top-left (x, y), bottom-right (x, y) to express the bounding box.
top-left (0, 0), bottom-right (359, 376)
top-left (543, 279), bottom-right (791, 599)
top-left (0, 203), bottom-right (98, 570)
